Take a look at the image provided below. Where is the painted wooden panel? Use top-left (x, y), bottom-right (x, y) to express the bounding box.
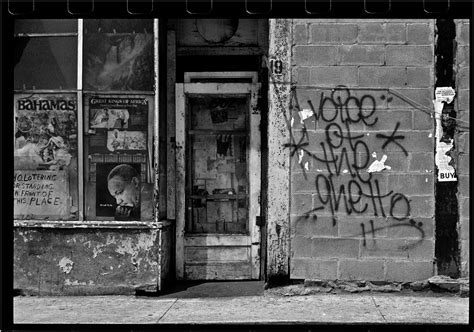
top-left (185, 246), bottom-right (249, 263)
top-left (184, 234), bottom-right (251, 246)
top-left (185, 262), bottom-right (252, 280)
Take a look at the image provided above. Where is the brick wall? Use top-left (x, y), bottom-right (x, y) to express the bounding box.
top-left (454, 19), bottom-right (469, 277)
top-left (289, 19), bottom-right (436, 282)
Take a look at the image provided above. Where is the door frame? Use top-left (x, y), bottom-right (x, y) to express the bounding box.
top-left (175, 82), bottom-right (261, 280)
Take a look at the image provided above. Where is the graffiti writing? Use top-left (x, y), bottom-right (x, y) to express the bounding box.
top-left (286, 86), bottom-right (424, 247)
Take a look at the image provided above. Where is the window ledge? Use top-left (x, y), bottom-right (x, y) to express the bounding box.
top-left (14, 220), bottom-right (173, 229)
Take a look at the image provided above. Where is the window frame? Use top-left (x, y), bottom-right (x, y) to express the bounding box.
top-left (13, 19), bottom-right (161, 226)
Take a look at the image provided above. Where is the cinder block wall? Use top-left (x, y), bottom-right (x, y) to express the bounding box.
top-left (289, 19), bottom-right (436, 282)
top-left (454, 19), bottom-right (469, 277)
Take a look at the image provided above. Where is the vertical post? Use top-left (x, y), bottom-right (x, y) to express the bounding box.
top-left (249, 83), bottom-right (262, 279)
top-left (167, 30), bottom-right (177, 221)
top-left (77, 19), bottom-right (84, 221)
top-left (266, 19), bottom-right (292, 284)
top-left (434, 19), bottom-right (460, 277)
top-left (153, 19), bottom-right (160, 223)
top-left (175, 83), bottom-right (185, 279)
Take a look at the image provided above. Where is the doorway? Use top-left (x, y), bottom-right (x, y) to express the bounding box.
top-left (175, 73), bottom-right (261, 280)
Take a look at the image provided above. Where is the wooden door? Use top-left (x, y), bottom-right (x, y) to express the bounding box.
top-left (175, 82), bottom-right (261, 280)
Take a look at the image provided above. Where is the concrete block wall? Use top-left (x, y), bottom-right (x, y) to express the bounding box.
top-left (289, 19), bottom-right (436, 282)
top-left (454, 19), bottom-right (469, 277)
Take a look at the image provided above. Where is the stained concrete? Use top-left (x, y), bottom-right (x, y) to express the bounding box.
top-left (13, 293), bottom-right (468, 324)
top-left (148, 280), bottom-right (265, 298)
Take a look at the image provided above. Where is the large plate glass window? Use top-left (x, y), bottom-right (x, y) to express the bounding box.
top-left (13, 18), bottom-right (156, 223)
top-left (14, 20), bottom-right (79, 220)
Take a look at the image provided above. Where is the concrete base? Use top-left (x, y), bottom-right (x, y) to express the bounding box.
top-left (14, 225), bottom-right (173, 295)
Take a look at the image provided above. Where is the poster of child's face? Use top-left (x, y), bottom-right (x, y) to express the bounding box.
top-left (90, 108), bottom-right (130, 129)
top-left (96, 163), bottom-right (140, 220)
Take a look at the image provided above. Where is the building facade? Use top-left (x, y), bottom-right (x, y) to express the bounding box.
top-left (13, 18), bottom-right (469, 295)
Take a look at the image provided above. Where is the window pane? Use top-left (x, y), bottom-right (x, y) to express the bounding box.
top-left (83, 94), bottom-right (154, 221)
top-left (14, 37), bottom-right (77, 90)
top-left (84, 19), bottom-right (152, 34)
top-left (14, 94), bottom-right (79, 220)
top-left (187, 96), bottom-right (249, 234)
top-left (14, 19), bottom-right (77, 34)
top-left (83, 19), bottom-right (154, 91)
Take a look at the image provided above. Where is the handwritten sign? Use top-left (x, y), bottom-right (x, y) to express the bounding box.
top-left (14, 170), bottom-right (69, 217)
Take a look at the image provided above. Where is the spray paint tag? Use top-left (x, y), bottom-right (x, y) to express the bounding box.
top-left (435, 87), bottom-right (456, 104)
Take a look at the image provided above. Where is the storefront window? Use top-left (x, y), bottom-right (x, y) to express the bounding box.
top-left (83, 95), bottom-right (154, 221)
top-left (14, 37), bottom-right (78, 90)
top-left (14, 19), bottom-right (156, 223)
top-left (14, 94), bottom-right (79, 220)
top-left (83, 19), bottom-right (154, 92)
top-left (14, 19), bottom-right (77, 34)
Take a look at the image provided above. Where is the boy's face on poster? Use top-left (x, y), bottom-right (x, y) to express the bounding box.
top-left (107, 175), bottom-right (140, 209)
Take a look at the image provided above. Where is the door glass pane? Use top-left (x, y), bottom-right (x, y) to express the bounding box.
top-left (187, 96), bottom-right (249, 234)
top-left (14, 37), bottom-right (77, 90)
top-left (14, 19), bottom-right (78, 34)
top-left (14, 93), bottom-right (79, 220)
top-left (83, 19), bottom-right (154, 91)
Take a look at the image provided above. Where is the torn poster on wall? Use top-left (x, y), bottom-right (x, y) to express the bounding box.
top-left (14, 170), bottom-right (69, 217)
top-left (88, 96), bottom-right (149, 154)
top-left (14, 94), bottom-right (77, 171)
top-left (89, 97), bottom-right (148, 129)
top-left (433, 87), bottom-right (457, 182)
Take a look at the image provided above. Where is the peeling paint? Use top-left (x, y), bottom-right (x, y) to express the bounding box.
top-left (18, 231), bottom-right (29, 243)
top-left (290, 117), bottom-right (294, 127)
top-left (298, 150), bottom-right (304, 164)
top-left (58, 257), bottom-right (74, 274)
top-left (367, 154), bottom-right (391, 173)
top-left (304, 162), bottom-right (309, 171)
top-left (64, 278), bottom-right (87, 286)
top-left (298, 108), bottom-right (313, 123)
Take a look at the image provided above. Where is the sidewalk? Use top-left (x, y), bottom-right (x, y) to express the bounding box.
top-left (14, 292), bottom-right (469, 324)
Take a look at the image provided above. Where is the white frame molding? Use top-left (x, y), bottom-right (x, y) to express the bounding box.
top-left (175, 82), bottom-right (261, 280)
top-left (184, 72), bottom-right (258, 83)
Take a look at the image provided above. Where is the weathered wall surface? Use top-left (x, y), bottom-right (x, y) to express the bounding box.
top-left (14, 227), bottom-right (171, 295)
top-left (289, 19), bottom-right (436, 282)
top-left (454, 19), bottom-right (469, 277)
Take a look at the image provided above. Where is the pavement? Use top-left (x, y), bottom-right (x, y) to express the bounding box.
top-left (13, 285), bottom-right (469, 325)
